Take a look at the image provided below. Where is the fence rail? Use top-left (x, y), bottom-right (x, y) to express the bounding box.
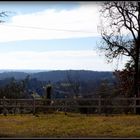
top-left (0, 96), bottom-right (140, 115)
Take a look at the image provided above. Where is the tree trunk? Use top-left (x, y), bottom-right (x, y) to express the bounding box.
top-left (135, 2), bottom-right (140, 114)
top-left (134, 41), bottom-right (140, 97)
top-left (135, 39), bottom-right (140, 114)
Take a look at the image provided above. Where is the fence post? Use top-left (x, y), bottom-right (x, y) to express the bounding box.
top-left (98, 96), bottom-right (101, 114)
top-left (3, 96), bottom-right (5, 108)
top-left (134, 95), bottom-right (136, 114)
top-left (64, 96), bottom-right (67, 115)
top-left (3, 96), bottom-right (7, 116)
top-left (33, 96), bottom-right (36, 115)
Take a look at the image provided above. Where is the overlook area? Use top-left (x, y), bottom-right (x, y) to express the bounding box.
top-left (0, 1), bottom-right (139, 139)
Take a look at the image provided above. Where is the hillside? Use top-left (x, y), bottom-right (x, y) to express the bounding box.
top-left (0, 70), bottom-right (115, 82)
top-left (0, 70), bottom-right (116, 98)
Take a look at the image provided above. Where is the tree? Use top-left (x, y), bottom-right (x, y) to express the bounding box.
top-left (0, 11), bottom-right (8, 23)
top-left (97, 79), bottom-right (112, 98)
top-left (66, 71), bottom-right (81, 98)
top-left (99, 1), bottom-right (140, 97)
top-left (114, 59), bottom-right (135, 97)
top-left (0, 78), bottom-right (26, 99)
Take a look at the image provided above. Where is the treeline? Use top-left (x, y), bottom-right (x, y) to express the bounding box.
top-left (0, 76), bottom-right (46, 98)
top-left (0, 70), bottom-right (114, 82)
top-left (0, 70), bottom-right (118, 99)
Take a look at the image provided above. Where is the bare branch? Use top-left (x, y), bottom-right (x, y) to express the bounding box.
top-left (0, 11), bottom-right (8, 23)
top-left (115, 3), bottom-right (137, 41)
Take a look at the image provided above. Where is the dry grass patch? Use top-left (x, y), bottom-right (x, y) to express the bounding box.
top-left (0, 113), bottom-right (139, 138)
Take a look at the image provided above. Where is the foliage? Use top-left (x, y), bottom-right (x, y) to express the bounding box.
top-left (0, 77), bottom-right (26, 98)
top-left (0, 71), bottom-right (116, 99)
top-left (0, 76), bottom-right (45, 99)
top-left (114, 61), bottom-right (135, 97)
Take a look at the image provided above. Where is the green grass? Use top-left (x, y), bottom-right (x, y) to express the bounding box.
top-left (0, 112), bottom-right (140, 138)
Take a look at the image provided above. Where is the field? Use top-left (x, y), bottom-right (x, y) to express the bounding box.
top-left (0, 112), bottom-right (140, 138)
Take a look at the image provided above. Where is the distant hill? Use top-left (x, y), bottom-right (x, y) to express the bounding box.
top-left (32, 70), bottom-right (114, 82)
top-left (0, 70), bottom-right (117, 98)
top-left (0, 70), bottom-right (115, 82)
top-left (0, 72), bottom-right (28, 80)
top-left (0, 69), bottom-right (48, 73)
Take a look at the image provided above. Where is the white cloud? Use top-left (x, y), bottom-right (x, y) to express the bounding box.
top-left (0, 4), bottom-right (100, 42)
top-left (0, 50), bottom-right (128, 71)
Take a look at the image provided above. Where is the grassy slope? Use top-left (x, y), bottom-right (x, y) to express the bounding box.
top-left (0, 113), bottom-right (140, 138)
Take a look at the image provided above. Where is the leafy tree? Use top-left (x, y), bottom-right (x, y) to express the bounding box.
top-left (0, 78), bottom-right (26, 98)
top-left (99, 1), bottom-right (140, 97)
top-left (114, 59), bottom-right (135, 97)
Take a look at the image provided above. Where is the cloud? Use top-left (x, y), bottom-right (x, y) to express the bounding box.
top-left (0, 50), bottom-right (128, 71)
top-left (0, 3), bottom-right (100, 42)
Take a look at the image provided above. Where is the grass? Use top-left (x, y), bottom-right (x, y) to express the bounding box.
top-left (0, 112), bottom-right (140, 138)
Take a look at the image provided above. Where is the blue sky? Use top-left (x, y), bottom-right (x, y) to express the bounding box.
top-left (0, 2), bottom-right (128, 71)
top-left (0, 2), bottom-right (80, 14)
top-left (0, 37), bottom-right (100, 52)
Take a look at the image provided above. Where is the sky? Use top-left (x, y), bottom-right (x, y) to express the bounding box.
top-left (0, 1), bottom-right (129, 71)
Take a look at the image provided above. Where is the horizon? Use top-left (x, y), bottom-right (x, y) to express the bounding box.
top-left (0, 69), bottom-right (114, 73)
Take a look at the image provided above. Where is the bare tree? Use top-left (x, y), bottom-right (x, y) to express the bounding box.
top-left (66, 71), bottom-right (81, 98)
top-left (99, 1), bottom-right (140, 97)
top-left (0, 11), bottom-right (8, 23)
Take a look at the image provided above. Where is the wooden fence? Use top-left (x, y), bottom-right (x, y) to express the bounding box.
top-left (0, 96), bottom-right (140, 115)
